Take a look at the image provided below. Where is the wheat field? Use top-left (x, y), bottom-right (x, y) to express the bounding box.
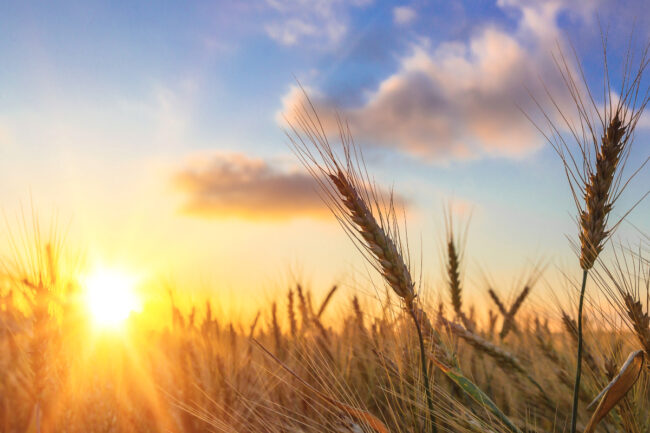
top-left (1, 25), bottom-right (649, 433)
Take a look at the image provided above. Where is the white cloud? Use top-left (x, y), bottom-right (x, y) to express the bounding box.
top-left (280, 0), bottom-right (581, 162)
top-left (263, 0), bottom-right (368, 46)
top-left (393, 6), bottom-right (416, 26)
top-left (265, 18), bottom-right (340, 46)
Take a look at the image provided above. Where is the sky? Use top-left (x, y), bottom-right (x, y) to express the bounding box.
top-left (0, 0), bottom-right (648, 318)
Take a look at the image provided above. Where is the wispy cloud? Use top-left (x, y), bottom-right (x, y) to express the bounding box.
top-left (263, 0), bottom-right (371, 47)
top-left (393, 6), bottom-right (416, 26)
top-left (281, 0), bottom-right (584, 162)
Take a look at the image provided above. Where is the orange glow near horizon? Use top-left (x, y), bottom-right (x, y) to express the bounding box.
top-left (83, 267), bottom-right (142, 329)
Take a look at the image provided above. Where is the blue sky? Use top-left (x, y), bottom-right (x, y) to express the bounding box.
top-left (0, 0), bottom-right (648, 314)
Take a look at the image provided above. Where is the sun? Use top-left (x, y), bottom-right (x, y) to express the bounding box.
top-left (83, 268), bottom-right (142, 328)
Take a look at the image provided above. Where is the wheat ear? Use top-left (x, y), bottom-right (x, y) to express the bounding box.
top-left (286, 87), bottom-right (437, 432)
top-left (623, 294), bottom-right (650, 354)
top-left (533, 41), bottom-right (649, 433)
top-left (499, 286), bottom-right (531, 339)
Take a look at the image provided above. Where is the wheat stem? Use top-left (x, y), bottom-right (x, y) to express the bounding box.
top-left (570, 269), bottom-right (588, 433)
top-left (409, 306), bottom-right (438, 433)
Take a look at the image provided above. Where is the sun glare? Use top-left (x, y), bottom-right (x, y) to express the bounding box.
top-left (84, 268), bottom-right (141, 328)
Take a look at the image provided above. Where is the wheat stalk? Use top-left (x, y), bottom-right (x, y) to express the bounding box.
top-left (500, 286), bottom-right (529, 338)
top-left (287, 289), bottom-right (297, 338)
top-left (444, 213), bottom-right (475, 331)
top-left (488, 289), bottom-right (508, 317)
top-left (317, 285), bottom-right (339, 318)
top-left (286, 87), bottom-right (440, 432)
top-left (447, 238), bottom-right (462, 319)
top-left (623, 293), bottom-right (650, 354)
top-left (270, 302), bottom-right (283, 357)
top-left (594, 243), bottom-right (650, 356)
top-left (328, 171), bottom-right (416, 304)
top-left (438, 315), bottom-right (551, 408)
top-left (561, 311), bottom-right (603, 378)
top-left (532, 40), bottom-right (649, 433)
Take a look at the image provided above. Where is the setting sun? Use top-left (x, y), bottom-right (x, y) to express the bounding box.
top-left (83, 268), bottom-right (141, 328)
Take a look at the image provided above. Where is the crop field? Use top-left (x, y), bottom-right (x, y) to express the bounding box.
top-left (0, 2), bottom-right (649, 433)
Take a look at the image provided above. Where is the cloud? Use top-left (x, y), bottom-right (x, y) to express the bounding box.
top-left (393, 6), bottom-right (416, 25)
top-left (265, 19), bottom-right (325, 46)
top-left (280, 0), bottom-right (581, 162)
top-left (173, 151), bottom-right (409, 220)
top-left (173, 152), bottom-right (327, 220)
top-left (263, 0), bottom-right (370, 46)
top-left (639, 110), bottom-right (650, 129)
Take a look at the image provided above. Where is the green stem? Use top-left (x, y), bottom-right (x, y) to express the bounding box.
top-left (409, 307), bottom-right (438, 433)
top-left (570, 269), bottom-right (589, 433)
